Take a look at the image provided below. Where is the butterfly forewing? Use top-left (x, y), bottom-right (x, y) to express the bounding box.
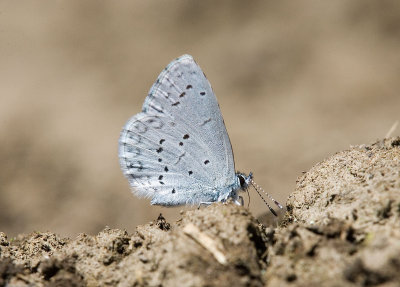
top-left (119, 55), bottom-right (236, 206)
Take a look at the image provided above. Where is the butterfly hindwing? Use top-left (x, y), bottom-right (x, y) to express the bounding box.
top-left (119, 112), bottom-right (222, 205)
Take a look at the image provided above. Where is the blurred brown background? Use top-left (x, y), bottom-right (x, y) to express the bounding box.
top-left (1, 1), bottom-right (399, 237)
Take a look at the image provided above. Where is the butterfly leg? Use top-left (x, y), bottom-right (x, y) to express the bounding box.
top-left (234, 196), bottom-right (244, 206)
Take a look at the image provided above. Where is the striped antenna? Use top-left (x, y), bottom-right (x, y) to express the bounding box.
top-left (250, 179), bottom-right (283, 216)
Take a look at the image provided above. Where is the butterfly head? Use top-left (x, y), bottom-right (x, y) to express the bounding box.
top-left (236, 172), bottom-right (253, 191)
top-left (235, 172), bottom-right (283, 216)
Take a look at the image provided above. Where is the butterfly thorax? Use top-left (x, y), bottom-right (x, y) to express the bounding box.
top-left (237, 172), bottom-right (253, 190)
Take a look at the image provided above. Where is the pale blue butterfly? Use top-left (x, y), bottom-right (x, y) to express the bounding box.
top-left (119, 55), bottom-right (282, 215)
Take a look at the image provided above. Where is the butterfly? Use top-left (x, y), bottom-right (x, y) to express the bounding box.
top-left (118, 55), bottom-right (282, 215)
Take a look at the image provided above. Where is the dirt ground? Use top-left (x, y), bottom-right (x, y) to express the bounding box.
top-left (1, 137), bottom-right (398, 287)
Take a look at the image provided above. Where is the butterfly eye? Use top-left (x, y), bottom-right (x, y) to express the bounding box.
top-left (238, 175), bottom-right (246, 188)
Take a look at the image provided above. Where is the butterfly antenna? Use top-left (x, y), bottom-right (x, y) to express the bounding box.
top-left (250, 179), bottom-right (283, 216)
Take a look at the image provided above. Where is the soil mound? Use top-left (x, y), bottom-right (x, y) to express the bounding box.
top-left (1, 137), bottom-right (399, 287)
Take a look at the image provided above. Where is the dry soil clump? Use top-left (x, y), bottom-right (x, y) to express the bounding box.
top-left (0, 137), bottom-right (399, 287)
